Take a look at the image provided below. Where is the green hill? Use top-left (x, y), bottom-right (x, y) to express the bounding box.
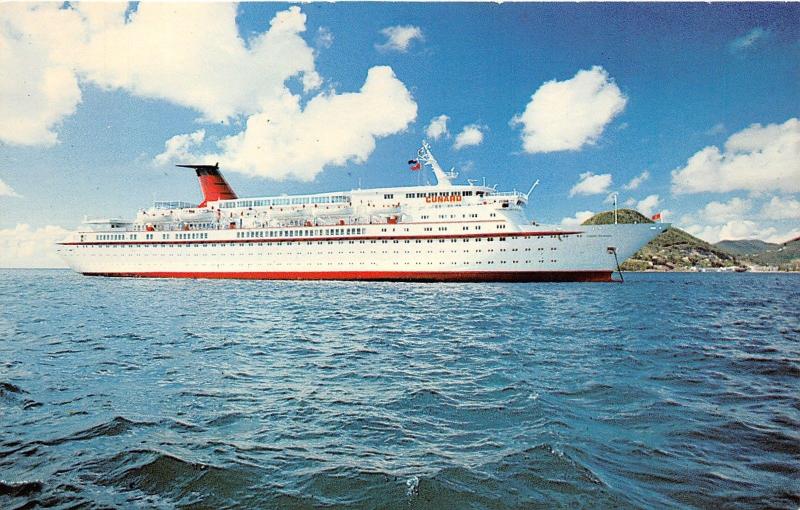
top-left (715, 239), bottom-right (778, 257)
top-left (581, 209), bottom-right (653, 225)
top-left (747, 238), bottom-right (800, 270)
top-left (582, 209), bottom-right (739, 271)
top-left (713, 237), bottom-right (800, 270)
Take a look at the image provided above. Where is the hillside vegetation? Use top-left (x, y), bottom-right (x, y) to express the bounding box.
top-left (714, 237), bottom-right (800, 270)
top-left (715, 239), bottom-right (778, 257)
top-left (747, 238), bottom-right (800, 269)
top-left (582, 209), bottom-right (739, 271)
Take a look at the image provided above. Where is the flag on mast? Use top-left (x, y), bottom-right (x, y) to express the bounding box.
top-left (408, 159), bottom-right (421, 171)
top-left (651, 212), bottom-right (662, 222)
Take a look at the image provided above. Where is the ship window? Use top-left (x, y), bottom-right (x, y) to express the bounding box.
top-left (384, 194), bottom-right (394, 199)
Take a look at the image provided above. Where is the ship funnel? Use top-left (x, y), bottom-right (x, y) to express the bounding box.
top-left (176, 163), bottom-right (238, 207)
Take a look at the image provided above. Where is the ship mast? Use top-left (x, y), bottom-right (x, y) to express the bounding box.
top-left (417, 141), bottom-right (456, 187)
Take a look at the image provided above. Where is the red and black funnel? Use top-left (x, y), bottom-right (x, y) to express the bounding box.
top-left (176, 163), bottom-right (237, 207)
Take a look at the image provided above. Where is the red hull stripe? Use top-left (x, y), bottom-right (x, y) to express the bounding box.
top-left (59, 230), bottom-right (583, 247)
top-left (81, 270), bottom-right (613, 283)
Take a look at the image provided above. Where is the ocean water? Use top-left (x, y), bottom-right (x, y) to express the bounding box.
top-left (0, 270), bottom-right (798, 509)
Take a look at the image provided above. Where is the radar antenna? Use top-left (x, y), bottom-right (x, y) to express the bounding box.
top-left (417, 141), bottom-right (453, 187)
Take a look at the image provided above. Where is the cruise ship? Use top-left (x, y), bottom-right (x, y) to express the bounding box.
top-left (57, 142), bottom-right (668, 282)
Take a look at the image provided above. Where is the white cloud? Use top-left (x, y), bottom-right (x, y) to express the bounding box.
top-left (80, 4), bottom-right (322, 120)
top-left (511, 66), bottom-right (627, 153)
top-left (0, 178), bottom-right (20, 198)
top-left (730, 27), bottom-right (769, 52)
top-left (636, 194), bottom-right (661, 217)
top-left (1, 5), bottom-right (418, 182)
top-left (0, 4), bottom-right (322, 145)
top-left (0, 224), bottom-right (70, 268)
top-left (679, 195), bottom-right (800, 244)
top-left (705, 122), bottom-right (726, 136)
top-left (561, 210), bottom-right (595, 226)
top-left (453, 124), bottom-right (484, 150)
top-left (765, 228), bottom-right (800, 244)
top-left (671, 118), bottom-right (800, 194)
top-left (200, 66), bottom-right (417, 181)
top-left (623, 170), bottom-right (650, 190)
top-left (459, 160), bottom-right (475, 174)
top-left (0, 4), bottom-right (84, 146)
top-left (376, 25), bottom-right (423, 53)
top-left (426, 115), bottom-right (450, 141)
top-left (623, 197), bottom-right (637, 208)
top-left (569, 172), bottom-right (612, 197)
top-left (316, 27), bottom-right (334, 49)
top-left (154, 130), bottom-right (206, 167)
top-left (698, 197), bottom-right (752, 224)
top-left (761, 195), bottom-right (800, 220)
top-left (686, 220), bottom-right (775, 244)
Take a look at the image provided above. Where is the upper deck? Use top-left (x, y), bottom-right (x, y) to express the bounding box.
top-left (78, 142), bottom-right (533, 234)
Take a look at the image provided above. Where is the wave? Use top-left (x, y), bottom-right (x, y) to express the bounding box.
top-left (86, 449), bottom-right (263, 507)
top-left (0, 382), bottom-right (26, 395)
top-left (0, 480), bottom-right (43, 498)
top-left (38, 416), bottom-right (157, 447)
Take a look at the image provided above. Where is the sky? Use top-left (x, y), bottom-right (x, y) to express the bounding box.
top-left (0, 2), bottom-right (798, 267)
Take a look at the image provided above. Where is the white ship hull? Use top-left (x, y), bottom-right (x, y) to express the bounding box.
top-left (58, 222), bottom-right (667, 282)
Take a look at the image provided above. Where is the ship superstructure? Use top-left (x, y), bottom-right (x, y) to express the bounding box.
top-left (58, 143), bottom-right (668, 281)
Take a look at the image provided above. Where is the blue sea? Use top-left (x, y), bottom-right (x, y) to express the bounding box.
top-left (1, 270), bottom-right (798, 509)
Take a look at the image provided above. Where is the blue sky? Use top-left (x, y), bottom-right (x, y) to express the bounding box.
top-left (0, 2), bottom-right (798, 266)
